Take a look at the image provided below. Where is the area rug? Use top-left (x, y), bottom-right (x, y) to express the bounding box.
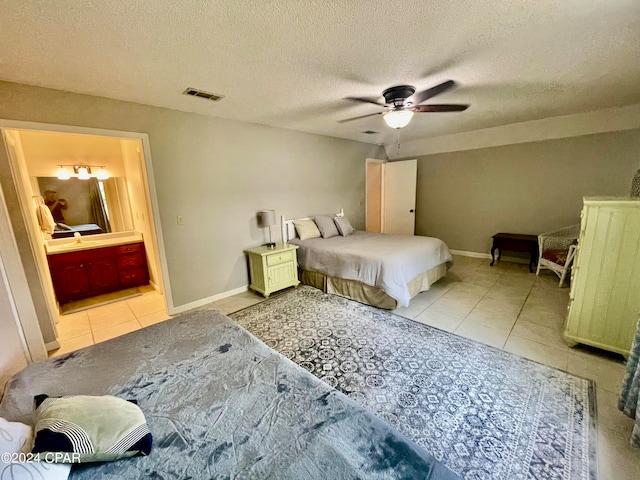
top-left (231, 286), bottom-right (597, 480)
top-left (60, 287), bottom-right (141, 315)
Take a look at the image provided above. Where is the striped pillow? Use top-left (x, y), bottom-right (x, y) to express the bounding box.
top-left (31, 395), bottom-right (152, 463)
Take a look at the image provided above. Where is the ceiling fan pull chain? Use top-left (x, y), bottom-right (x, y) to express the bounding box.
top-left (396, 129), bottom-right (401, 157)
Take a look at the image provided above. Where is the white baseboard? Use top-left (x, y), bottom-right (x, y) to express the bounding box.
top-left (449, 249), bottom-right (491, 259)
top-left (450, 249), bottom-right (530, 265)
top-left (45, 340), bottom-right (60, 352)
top-left (170, 285), bottom-right (249, 315)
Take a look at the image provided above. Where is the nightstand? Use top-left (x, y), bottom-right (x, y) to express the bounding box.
top-left (245, 243), bottom-right (300, 298)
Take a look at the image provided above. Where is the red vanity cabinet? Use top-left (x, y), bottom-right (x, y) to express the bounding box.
top-left (48, 241), bottom-right (149, 304)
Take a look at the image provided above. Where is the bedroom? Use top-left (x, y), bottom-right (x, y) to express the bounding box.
top-left (1, 1), bottom-right (640, 479)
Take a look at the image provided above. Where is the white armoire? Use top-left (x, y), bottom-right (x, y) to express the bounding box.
top-left (563, 197), bottom-right (640, 357)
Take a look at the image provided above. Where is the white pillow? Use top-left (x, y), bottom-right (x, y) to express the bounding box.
top-left (293, 218), bottom-right (321, 241)
top-left (0, 417), bottom-right (71, 480)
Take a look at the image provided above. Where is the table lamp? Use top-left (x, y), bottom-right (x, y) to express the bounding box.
top-left (260, 210), bottom-right (276, 249)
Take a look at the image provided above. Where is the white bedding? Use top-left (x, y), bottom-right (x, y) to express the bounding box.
top-left (289, 231), bottom-right (452, 307)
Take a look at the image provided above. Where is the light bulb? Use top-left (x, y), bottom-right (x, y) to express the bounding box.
top-left (96, 167), bottom-right (109, 180)
top-left (383, 110), bottom-right (414, 129)
top-left (77, 166), bottom-right (90, 180)
top-left (57, 166), bottom-right (70, 180)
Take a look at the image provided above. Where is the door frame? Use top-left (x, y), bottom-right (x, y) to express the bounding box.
top-left (365, 158), bottom-right (386, 232)
top-left (0, 119), bottom-right (173, 361)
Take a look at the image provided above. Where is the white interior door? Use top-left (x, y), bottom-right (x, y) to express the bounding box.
top-left (383, 159), bottom-right (417, 235)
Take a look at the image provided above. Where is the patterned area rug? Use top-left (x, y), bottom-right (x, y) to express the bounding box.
top-left (231, 286), bottom-right (597, 480)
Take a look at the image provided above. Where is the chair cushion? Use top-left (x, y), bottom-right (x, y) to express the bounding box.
top-left (542, 249), bottom-right (569, 266)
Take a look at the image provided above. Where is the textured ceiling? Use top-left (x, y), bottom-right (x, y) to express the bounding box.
top-left (1, 0), bottom-right (639, 146)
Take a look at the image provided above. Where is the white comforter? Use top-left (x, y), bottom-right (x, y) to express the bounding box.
top-left (290, 231), bottom-right (452, 307)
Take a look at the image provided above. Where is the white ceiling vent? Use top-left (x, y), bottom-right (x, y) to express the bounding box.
top-left (182, 87), bottom-right (224, 102)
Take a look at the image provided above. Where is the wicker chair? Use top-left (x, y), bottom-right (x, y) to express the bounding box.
top-left (536, 224), bottom-right (580, 287)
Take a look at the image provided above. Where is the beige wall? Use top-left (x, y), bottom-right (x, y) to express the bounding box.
top-left (19, 130), bottom-right (126, 177)
top-left (0, 81), bottom-right (384, 308)
top-left (413, 129), bottom-right (640, 253)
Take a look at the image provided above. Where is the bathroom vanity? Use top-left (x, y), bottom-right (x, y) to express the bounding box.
top-left (46, 233), bottom-right (149, 304)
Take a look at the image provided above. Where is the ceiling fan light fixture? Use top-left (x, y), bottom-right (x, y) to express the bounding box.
top-left (383, 110), bottom-right (414, 129)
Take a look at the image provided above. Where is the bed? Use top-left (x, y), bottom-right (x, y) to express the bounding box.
top-left (52, 223), bottom-right (104, 238)
top-left (0, 309), bottom-right (459, 479)
top-left (282, 211), bottom-right (452, 309)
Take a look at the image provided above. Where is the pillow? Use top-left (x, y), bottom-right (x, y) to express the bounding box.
top-left (0, 417), bottom-right (71, 479)
top-left (0, 416), bottom-right (32, 454)
top-left (55, 223), bottom-right (72, 231)
top-left (314, 215), bottom-right (340, 238)
top-left (292, 218), bottom-right (321, 241)
top-left (31, 394), bottom-right (152, 463)
top-left (334, 216), bottom-right (355, 237)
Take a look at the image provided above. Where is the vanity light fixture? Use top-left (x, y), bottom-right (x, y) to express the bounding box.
top-left (56, 165), bottom-right (109, 180)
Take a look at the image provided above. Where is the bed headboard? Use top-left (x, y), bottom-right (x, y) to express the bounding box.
top-left (281, 208), bottom-right (344, 243)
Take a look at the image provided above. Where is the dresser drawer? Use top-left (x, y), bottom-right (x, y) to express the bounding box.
top-left (114, 242), bottom-right (144, 255)
top-left (119, 267), bottom-right (149, 286)
top-left (266, 250), bottom-right (294, 266)
top-left (116, 253), bottom-right (145, 269)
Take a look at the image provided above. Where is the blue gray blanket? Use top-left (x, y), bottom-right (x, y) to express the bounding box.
top-left (0, 309), bottom-right (459, 479)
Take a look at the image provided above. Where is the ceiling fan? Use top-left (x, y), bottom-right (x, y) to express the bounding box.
top-left (339, 80), bottom-right (469, 129)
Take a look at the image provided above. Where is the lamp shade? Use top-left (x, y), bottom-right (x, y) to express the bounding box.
top-left (383, 110), bottom-right (414, 129)
top-left (260, 210), bottom-right (276, 227)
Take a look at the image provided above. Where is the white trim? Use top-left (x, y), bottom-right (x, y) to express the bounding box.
top-left (392, 103), bottom-right (640, 158)
top-left (169, 285), bottom-right (249, 315)
top-left (449, 249), bottom-right (491, 259)
top-left (0, 118), bottom-right (175, 348)
top-left (449, 249), bottom-right (529, 265)
top-left (0, 159), bottom-right (47, 362)
top-left (45, 340), bottom-right (60, 351)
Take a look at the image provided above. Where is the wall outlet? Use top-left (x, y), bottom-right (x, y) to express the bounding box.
top-left (177, 215), bottom-right (184, 225)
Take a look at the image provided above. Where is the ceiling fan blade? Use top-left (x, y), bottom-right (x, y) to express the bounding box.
top-left (411, 80), bottom-right (456, 105)
top-left (412, 104), bottom-right (469, 112)
top-left (344, 96), bottom-right (386, 107)
top-left (337, 111), bottom-right (383, 123)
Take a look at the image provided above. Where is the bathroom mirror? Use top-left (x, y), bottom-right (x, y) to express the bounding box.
top-left (36, 177), bottom-right (134, 237)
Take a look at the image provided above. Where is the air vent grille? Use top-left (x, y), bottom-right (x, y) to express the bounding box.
top-left (182, 88), bottom-right (224, 102)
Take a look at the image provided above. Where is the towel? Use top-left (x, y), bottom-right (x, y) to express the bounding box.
top-left (36, 203), bottom-right (56, 238)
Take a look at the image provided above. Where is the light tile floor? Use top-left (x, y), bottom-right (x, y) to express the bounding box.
top-left (50, 285), bottom-right (172, 357)
top-left (51, 256), bottom-right (640, 477)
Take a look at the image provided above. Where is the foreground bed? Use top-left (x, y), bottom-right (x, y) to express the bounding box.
top-left (0, 310), bottom-right (459, 479)
top-left (284, 217), bottom-right (452, 309)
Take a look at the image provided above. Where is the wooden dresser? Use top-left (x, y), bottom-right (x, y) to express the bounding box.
top-left (48, 241), bottom-right (150, 304)
top-left (563, 198), bottom-right (640, 356)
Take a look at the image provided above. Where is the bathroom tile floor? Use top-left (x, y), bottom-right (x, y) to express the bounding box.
top-left (51, 255), bottom-right (640, 478)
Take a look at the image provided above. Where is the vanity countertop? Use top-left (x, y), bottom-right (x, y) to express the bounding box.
top-left (45, 232), bottom-right (144, 255)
